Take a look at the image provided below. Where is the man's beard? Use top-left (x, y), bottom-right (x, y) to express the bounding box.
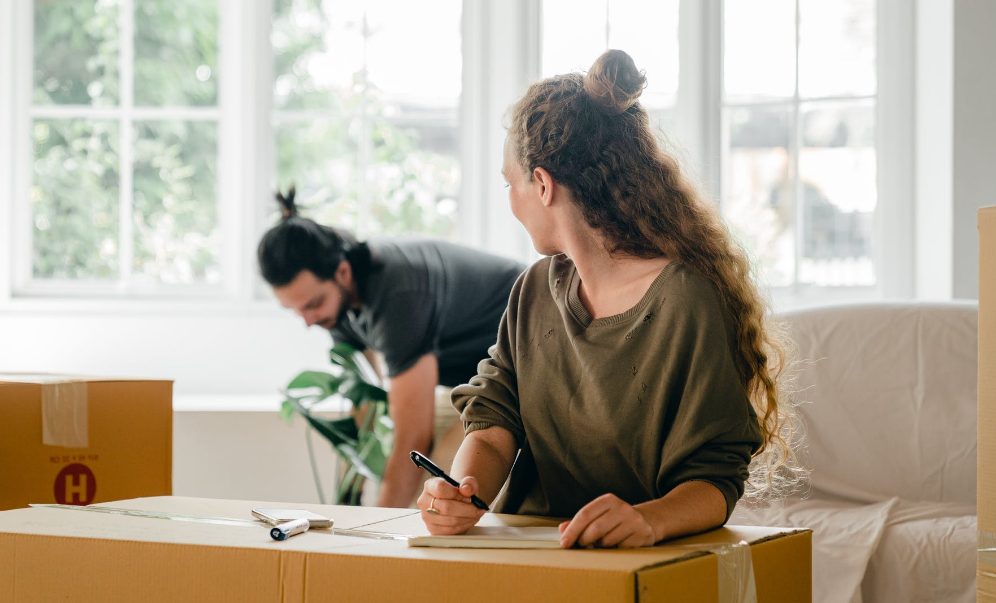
top-left (321, 282), bottom-right (354, 330)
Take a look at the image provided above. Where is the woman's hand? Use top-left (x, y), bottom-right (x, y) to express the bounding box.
top-left (558, 493), bottom-right (657, 549)
top-left (417, 476), bottom-right (487, 535)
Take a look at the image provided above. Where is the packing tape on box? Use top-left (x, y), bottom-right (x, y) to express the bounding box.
top-left (671, 541), bottom-right (757, 603)
top-left (41, 379), bottom-right (89, 448)
top-left (981, 530), bottom-right (996, 570)
top-left (0, 374), bottom-right (89, 448)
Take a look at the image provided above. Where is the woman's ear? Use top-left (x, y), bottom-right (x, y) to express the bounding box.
top-left (533, 166), bottom-right (557, 207)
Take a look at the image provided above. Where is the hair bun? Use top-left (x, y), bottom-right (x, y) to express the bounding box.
top-left (275, 185), bottom-right (297, 219)
top-left (583, 49), bottom-right (646, 115)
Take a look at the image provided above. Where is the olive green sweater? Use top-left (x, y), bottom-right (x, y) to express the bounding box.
top-left (452, 254), bottom-right (762, 520)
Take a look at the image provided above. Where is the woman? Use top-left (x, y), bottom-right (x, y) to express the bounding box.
top-left (418, 49), bottom-right (791, 549)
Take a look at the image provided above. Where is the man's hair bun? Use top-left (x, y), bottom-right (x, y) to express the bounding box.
top-left (275, 185), bottom-right (297, 219)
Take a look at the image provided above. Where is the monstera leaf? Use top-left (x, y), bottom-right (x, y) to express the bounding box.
top-left (280, 343), bottom-right (391, 504)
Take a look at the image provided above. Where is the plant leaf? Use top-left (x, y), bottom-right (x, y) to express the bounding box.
top-left (279, 399), bottom-right (296, 424)
top-left (329, 342), bottom-right (382, 386)
top-left (287, 370), bottom-right (347, 397)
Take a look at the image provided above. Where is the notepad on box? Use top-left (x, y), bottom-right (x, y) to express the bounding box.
top-left (407, 525), bottom-right (563, 549)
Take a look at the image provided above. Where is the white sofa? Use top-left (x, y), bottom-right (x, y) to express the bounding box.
top-left (730, 302), bottom-right (978, 603)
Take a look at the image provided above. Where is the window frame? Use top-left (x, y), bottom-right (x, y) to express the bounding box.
top-left (9, 0), bottom-right (244, 300)
top-left (1, 0), bottom-right (915, 312)
top-left (713, 0), bottom-right (914, 307)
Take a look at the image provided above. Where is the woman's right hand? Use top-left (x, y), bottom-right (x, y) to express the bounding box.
top-left (417, 476), bottom-right (487, 534)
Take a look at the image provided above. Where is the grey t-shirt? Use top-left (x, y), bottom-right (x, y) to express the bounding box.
top-left (331, 238), bottom-right (526, 387)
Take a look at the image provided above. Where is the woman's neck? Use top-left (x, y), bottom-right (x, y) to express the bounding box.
top-left (563, 229), bottom-right (670, 320)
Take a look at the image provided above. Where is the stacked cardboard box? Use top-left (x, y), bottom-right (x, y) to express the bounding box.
top-left (980, 207), bottom-right (996, 601)
top-left (0, 375), bottom-right (172, 511)
top-left (0, 496), bottom-right (811, 602)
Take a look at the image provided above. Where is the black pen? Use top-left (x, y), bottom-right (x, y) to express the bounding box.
top-left (409, 450), bottom-right (490, 511)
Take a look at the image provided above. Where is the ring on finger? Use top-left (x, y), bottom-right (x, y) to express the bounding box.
top-left (426, 497), bottom-right (439, 515)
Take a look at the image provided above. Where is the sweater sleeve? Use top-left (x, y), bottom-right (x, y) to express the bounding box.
top-left (663, 419), bottom-right (761, 521)
top-left (450, 271), bottom-right (526, 446)
top-left (654, 276), bottom-right (763, 521)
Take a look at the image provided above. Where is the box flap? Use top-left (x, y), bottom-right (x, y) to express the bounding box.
top-left (0, 373), bottom-right (173, 385)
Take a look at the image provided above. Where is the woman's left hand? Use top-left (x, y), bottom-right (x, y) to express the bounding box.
top-left (558, 493), bottom-right (657, 549)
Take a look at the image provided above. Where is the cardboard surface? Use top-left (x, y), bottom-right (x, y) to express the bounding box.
top-left (980, 207), bottom-right (996, 600)
top-left (0, 496), bottom-right (811, 602)
top-left (0, 375), bottom-right (172, 511)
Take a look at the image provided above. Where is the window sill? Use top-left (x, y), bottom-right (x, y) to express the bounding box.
top-left (0, 296), bottom-right (283, 316)
top-left (172, 394), bottom-right (352, 414)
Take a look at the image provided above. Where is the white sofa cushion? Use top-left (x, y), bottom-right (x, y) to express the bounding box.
top-left (780, 302), bottom-right (978, 505)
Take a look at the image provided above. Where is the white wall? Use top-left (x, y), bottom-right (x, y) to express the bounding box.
top-left (952, 0), bottom-right (996, 300)
top-left (916, 0), bottom-right (996, 300)
top-left (0, 307), bottom-right (330, 395)
top-left (173, 409), bottom-right (339, 504)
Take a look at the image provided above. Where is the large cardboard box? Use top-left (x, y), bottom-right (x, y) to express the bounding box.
top-left (981, 207), bottom-right (996, 601)
top-left (0, 496), bottom-right (811, 602)
top-left (0, 375), bottom-right (172, 511)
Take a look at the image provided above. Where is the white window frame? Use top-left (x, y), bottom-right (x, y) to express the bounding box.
top-left (8, 0), bottom-right (249, 301)
top-left (711, 0), bottom-right (914, 309)
top-left (0, 0), bottom-right (915, 312)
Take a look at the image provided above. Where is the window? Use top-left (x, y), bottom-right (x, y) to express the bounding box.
top-left (271, 0), bottom-right (462, 240)
top-left (722, 0), bottom-right (878, 292)
top-left (540, 0), bottom-right (892, 302)
top-left (23, 0), bottom-right (222, 294)
top-left (7, 0), bottom-right (907, 305)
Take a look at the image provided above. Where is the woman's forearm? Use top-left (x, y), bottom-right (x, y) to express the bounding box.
top-left (635, 481), bottom-right (728, 542)
top-left (449, 426), bottom-right (518, 504)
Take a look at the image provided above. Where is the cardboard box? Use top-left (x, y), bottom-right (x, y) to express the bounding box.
top-left (0, 375), bottom-right (172, 511)
top-left (0, 496), bottom-right (811, 602)
top-left (980, 206), bottom-right (996, 601)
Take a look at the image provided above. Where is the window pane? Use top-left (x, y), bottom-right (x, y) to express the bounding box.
top-left (607, 0), bottom-right (679, 109)
top-left (272, 1), bottom-right (463, 241)
top-left (272, 0), bottom-right (365, 111)
top-left (32, 120), bottom-right (120, 279)
top-left (799, 0), bottom-right (875, 99)
top-left (33, 0), bottom-right (119, 106)
top-left (367, 119), bottom-right (459, 239)
top-left (132, 121), bottom-right (220, 285)
top-left (134, 0), bottom-right (219, 107)
top-left (724, 0), bottom-right (796, 103)
top-left (366, 0), bottom-right (461, 112)
top-left (798, 101), bottom-right (876, 286)
top-left (542, 0), bottom-right (608, 77)
top-left (274, 120), bottom-right (361, 232)
top-left (723, 107), bottom-right (794, 287)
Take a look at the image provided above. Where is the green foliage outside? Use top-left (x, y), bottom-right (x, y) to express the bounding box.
top-left (31, 0), bottom-right (459, 285)
top-left (32, 0), bottom-right (220, 283)
top-left (271, 0), bottom-right (459, 240)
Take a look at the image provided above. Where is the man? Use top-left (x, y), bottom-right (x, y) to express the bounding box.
top-left (258, 188), bottom-right (525, 507)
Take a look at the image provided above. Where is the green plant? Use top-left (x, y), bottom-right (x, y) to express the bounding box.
top-left (280, 342), bottom-right (393, 505)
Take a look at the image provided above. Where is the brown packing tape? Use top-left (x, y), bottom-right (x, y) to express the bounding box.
top-left (660, 541), bottom-right (758, 603)
top-left (42, 380), bottom-right (89, 448)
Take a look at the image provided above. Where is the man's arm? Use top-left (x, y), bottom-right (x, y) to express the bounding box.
top-left (361, 349), bottom-right (384, 380)
top-left (376, 353), bottom-right (439, 508)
